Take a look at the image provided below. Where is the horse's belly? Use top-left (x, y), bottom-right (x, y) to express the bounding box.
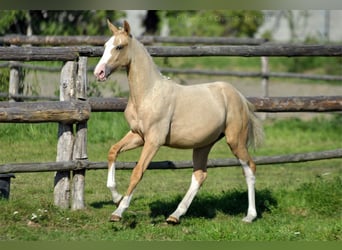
top-left (166, 118), bottom-right (225, 149)
top-left (166, 94), bottom-right (226, 148)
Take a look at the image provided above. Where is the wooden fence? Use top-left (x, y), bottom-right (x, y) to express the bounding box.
top-left (0, 41), bottom-right (341, 210)
top-left (1, 44), bottom-right (342, 61)
top-left (1, 96), bottom-right (341, 123)
top-left (1, 35), bottom-right (341, 103)
top-left (0, 35), bottom-right (267, 46)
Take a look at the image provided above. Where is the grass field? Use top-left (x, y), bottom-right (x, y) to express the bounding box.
top-left (0, 113), bottom-right (341, 241)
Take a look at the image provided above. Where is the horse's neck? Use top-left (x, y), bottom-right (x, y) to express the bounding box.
top-left (126, 39), bottom-right (162, 105)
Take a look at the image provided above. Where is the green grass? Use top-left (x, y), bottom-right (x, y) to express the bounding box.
top-left (0, 114), bottom-right (341, 241)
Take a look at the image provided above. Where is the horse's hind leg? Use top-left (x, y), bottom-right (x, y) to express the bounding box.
top-left (225, 125), bottom-right (257, 223)
top-left (107, 131), bottom-right (144, 206)
top-left (166, 145), bottom-right (212, 224)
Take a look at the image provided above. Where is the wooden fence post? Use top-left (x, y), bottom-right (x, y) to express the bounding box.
top-left (260, 56), bottom-right (269, 119)
top-left (54, 61), bottom-right (77, 209)
top-left (71, 57), bottom-right (88, 210)
top-left (261, 56), bottom-right (269, 97)
top-left (9, 62), bottom-right (21, 102)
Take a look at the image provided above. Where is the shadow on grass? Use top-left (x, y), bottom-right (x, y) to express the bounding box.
top-left (149, 188), bottom-right (277, 220)
top-left (89, 188), bottom-right (277, 222)
top-left (90, 200), bottom-right (114, 209)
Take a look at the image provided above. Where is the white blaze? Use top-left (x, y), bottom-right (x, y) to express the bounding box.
top-left (94, 36), bottom-right (115, 73)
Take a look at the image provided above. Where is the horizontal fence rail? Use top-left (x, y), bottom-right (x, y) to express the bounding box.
top-left (0, 45), bottom-right (342, 61)
top-left (89, 96), bottom-right (342, 113)
top-left (0, 96), bottom-right (341, 123)
top-left (0, 100), bottom-right (90, 123)
top-left (0, 35), bottom-right (267, 46)
top-left (247, 96), bottom-right (342, 112)
top-left (147, 45), bottom-right (342, 57)
top-left (0, 149), bottom-right (340, 174)
top-left (0, 92), bottom-right (59, 101)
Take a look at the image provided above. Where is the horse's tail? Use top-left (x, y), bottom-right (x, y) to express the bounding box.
top-left (239, 93), bottom-right (264, 149)
top-left (247, 101), bottom-right (264, 149)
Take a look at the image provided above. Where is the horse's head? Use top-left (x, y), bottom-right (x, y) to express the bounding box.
top-left (94, 20), bottom-right (132, 81)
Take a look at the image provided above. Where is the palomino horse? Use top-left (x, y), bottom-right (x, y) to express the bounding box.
top-left (94, 20), bottom-right (264, 224)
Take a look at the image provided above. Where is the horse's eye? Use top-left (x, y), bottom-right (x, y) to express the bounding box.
top-left (116, 45), bottom-right (124, 51)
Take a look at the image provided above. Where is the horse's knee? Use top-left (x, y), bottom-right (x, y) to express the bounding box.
top-left (239, 159), bottom-right (256, 181)
top-left (249, 160), bottom-right (256, 174)
top-left (227, 138), bottom-right (255, 174)
top-left (108, 144), bottom-right (119, 163)
top-left (193, 170), bottom-right (207, 186)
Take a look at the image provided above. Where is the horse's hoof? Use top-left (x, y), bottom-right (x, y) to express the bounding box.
top-left (242, 215), bottom-right (256, 223)
top-left (166, 216), bottom-right (180, 225)
top-left (109, 214), bottom-right (122, 222)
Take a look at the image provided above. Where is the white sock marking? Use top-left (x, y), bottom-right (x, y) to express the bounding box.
top-left (112, 194), bottom-right (133, 218)
top-left (106, 162), bottom-right (122, 203)
top-left (169, 174), bottom-right (200, 221)
top-left (239, 159), bottom-right (257, 222)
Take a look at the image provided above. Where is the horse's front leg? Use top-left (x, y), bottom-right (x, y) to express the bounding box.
top-left (107, 131), bottom-right (144, 206)
top-left (110, 140), bottom-right (160, 222)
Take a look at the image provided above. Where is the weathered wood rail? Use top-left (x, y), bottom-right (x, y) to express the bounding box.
top-left (0, 35), bottom-right (267, 46)
top-left (0, 149), bottom-right (340, 174)
top-left (0, 100), bottom-right (90, 123)
top-left (147, 44), bottom-right (342, 57)
top-left (89, 96), bottom-right (342, 113)
top-left (248, 96), bottom-right (342, 112)
top-left (0, 44), bottom-right (341, 61)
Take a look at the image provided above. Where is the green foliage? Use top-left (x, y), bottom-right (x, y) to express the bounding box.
top-left (285, 56), bottom-right (342, 75)
top-left (0, 10), bottom-right (26, 35)
top-left (32, 11), bottom-right (125, 36)
top-left (0, 68), bottom-right (9, 100)
top-left (159, 10), bottom-right (263, 37)
top-left (0, 10), bottom-right (125, 36)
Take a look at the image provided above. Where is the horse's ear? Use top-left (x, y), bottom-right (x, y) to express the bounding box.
top-left (107, 19), bottom-right (118, 34)
top-left (123, 20), bottom-right (131, 36)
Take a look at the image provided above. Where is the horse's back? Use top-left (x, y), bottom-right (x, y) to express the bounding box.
top-left (175, 81), bottom-right (247, 114)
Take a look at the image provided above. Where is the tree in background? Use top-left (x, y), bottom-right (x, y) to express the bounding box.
top-left (0, 10), bottom-right (125, 36)
top-left (0, 10), bottom-right (126, 99)
top-left (158, 10), bottom-right (263, 37)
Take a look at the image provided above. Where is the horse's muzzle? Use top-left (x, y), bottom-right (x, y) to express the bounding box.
top-left (94, 63), bottom-right (115, 81)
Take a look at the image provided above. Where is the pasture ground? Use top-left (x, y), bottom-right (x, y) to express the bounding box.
top-left (0, 114), bottom-right (341, 241)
